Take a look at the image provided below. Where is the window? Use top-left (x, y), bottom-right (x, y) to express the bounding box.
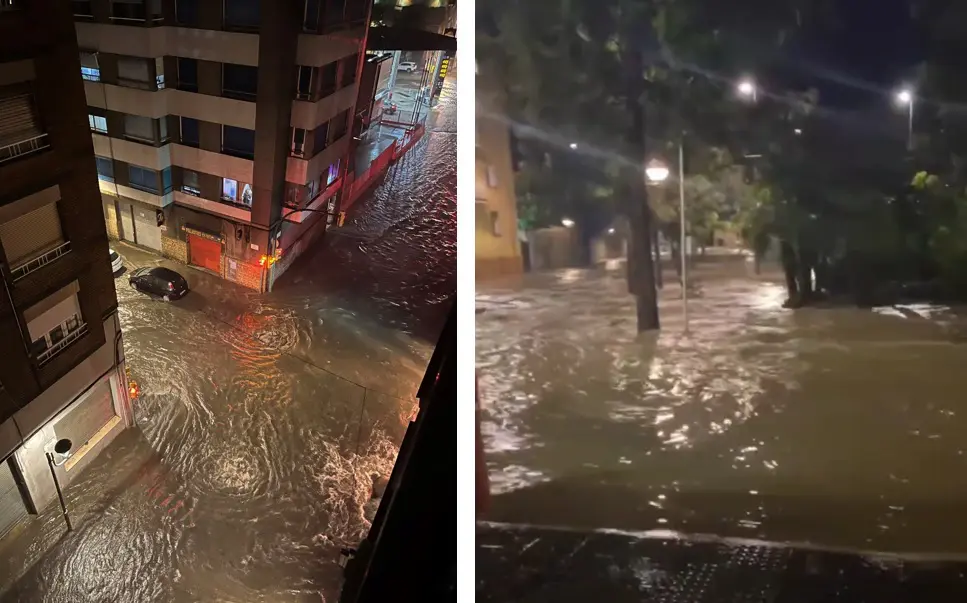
top-left (128, 165), bottom-right (159, 193)
top-left (297, 66), bottom-right (313, 100)
top-left (80, 52), bottom-right (100, 81)
top-left (177, 57), bottom-right (198, 92)
top-left (88, 114), bottom-right (107, 133)
top-left (72, 0), bottom-right (93, 16)
top-left (155, 57), bottom-right (166, 89)
top-left (240, 183), bottom-right (253, 207)
top-left (182, 169), bottom-right (200, 196)
top-left (340, 54), bottom-right (359, 88)
top-left (180, 117), bottom-right (199, 147)
top-left (159, 117), bottom-right (168, 141)
top-left (312, 122), bottom-right (329, 153)
top-left (161, 167), bottom-right (172, 194)
top-left (307, 177), bottom-right (319, 201)
top-left (224, 0), bottom-right (259, 29)
top-left (222, 63), bottom-right (258, 100)
top-left (326, 158), bottom-right (340, 186)
top-left (323, 0), bottom-right (347, 30)
top-left (95, 156), bottom-right (114, 182)
top-left (222, 125), bottom-right (255, 159)
top-left (222, 177), bottom-right (238, 202)
top-left (291, 128), bottom-right (306, 157)
top-left (303, 0), bottom-right (321, 31)
top-left (319, 61), bottom-right (337, 96)
top-left (111, 0), bottom-right (161, 21)
top-left (175, 0), bottom-right (198, 24)
top-left (0, 92), bottom-right (46, 164)
top-left (331, 109), bottom-right (349, 140)
top-left (117, 57), bottom-right (154, 89)
top-left (123, 115), bottom-right (155, 142)
top-left (0, 202), bottom-right (66, 274)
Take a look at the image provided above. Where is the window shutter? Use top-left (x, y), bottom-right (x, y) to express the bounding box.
top-left (124, 115), bottom-right (154, 140)
top-left (117, 57), bottom-right (150, 83)
top-left (0, 202), bottom-right (63, 266)
top-left (0, 94), bottom-right (40, 147)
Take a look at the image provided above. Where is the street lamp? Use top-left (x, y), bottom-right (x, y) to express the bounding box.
top-left (645, 161), bottom-right (669, 183)
top-left (895, 87), bottom-right (914, 150)
top-left (737, 78), bottom-right (757, 102)
top-left (561, 218), bottom-right (575, 228)
top-left (569, 142), bottom-right (578, 150)
top-left (46, 438), bottom-right (73, 531)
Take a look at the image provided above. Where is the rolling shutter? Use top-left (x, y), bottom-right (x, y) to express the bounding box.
top-left (0, 202), bottom-right (63, 267)
top-left (0, 93), bottom-right (41, 148)
top-left (0, 459), bottom-right (27, 538)
top-left (53, 381), bottom-right (116, 453)
top-left (189, 235), bottom-right (221, 273)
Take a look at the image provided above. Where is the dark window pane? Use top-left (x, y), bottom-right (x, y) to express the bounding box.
top-left (180, 117), bottom-right (199, 147)
top-left (49, 325), bottom-right (64, 345)
top-left (175, 0), bottom-right (198, 24)
top-left (162, 167), bottom-right (172, 193)
top-left (129, 165), bottom-right (159, 192)
top-left (319, 61), bottom-right (337, 96)
top-left (331, 109), bottom-right (349, 140)
top-left (324, 0), bottom-right (347, 29)
top-left (223, 63), bottom-right (258, 99)
top-left (224, 0), bottom-right (259, 29)
top-left (340, 54), bottom-right (358, 88)
top-left (95, 156), bottom-right (114, 181)
top-left (222, 126), bottom-right (255, 159)
top-left (31, 337), bottom-right (47, 356)
top-left (303, 0), bottom-right (321, 31)
top-left (177, 57), bottom-right (198, 91)
top-left (313, 121), bottom-right (329, 153)
top-left (297, 66), bottom-right (312, 99)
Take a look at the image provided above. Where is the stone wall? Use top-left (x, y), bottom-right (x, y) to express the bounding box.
top-left (161, 236), bottom-right (187, 263)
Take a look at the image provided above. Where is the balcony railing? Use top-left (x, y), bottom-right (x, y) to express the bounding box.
top-left (37, 322), bottom-right (88, 366)
top-left (0, 133), bottom-right (50, 165)
top-left (12, 241), bottom-right (71, 281)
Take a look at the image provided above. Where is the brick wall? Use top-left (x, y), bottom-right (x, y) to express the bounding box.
top-left (224, 257), bottom-right (264, 291)
top-left (161, 236), bottom-right (188, 263)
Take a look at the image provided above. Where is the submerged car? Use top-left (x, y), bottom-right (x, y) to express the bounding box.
top-left (398, 61), bottom-right (418, 73)
top-left (129, 267), bottom-right (189, 301)
top-left (110, 248), bottom-right (122, 274)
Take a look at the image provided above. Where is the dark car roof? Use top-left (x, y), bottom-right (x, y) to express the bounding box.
top-left (148, 267), bottom-right (185, 282)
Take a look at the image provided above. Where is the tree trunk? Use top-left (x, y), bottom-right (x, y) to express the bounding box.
top-left (623, 45), bottom-right (659, 332)
top-left (652, 220), bottom-right (663, 289)
top-left (671, 240), bottom-right (682, 279)
top-left (780, 239), bottom-right (800, 305)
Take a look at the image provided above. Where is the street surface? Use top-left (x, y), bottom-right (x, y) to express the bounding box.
top-left (0, 79), bottom-right (455, 602)
top-left (388, 71), bottom-right (430, 124)
top-left (477, 257), bottom-right (967, 555)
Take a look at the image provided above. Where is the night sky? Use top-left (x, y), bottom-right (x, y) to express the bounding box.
top-left (797, 0), bottom-right (923, 109)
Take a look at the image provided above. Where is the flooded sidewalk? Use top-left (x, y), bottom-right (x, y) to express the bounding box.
top-left (476, 260), bottom-right (967, 555)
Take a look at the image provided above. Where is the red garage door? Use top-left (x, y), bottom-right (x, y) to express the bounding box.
top-left (188, 234), bottom-right (221, 274)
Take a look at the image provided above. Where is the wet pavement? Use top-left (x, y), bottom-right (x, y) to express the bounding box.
top-left (477, 258), bottom-right (967, 556)
top-left (0, 79), bottom-right (455, 601)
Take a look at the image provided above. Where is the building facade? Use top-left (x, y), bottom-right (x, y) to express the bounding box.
top-left (475, 64), bottom-right (522, 281)
top-left (0, 0), bottom-right (133, 537)
top-left (74, 0), bottom-right (371, 291)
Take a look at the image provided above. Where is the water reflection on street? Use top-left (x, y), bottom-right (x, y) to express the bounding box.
top-left (477, 260), bottom-right (967, 554)
top-left (0, 81), bottom-right (455, 602)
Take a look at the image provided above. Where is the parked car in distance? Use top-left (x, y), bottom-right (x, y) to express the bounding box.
top-left (110, 248), bottom-right (122, 274)
top-left (398, 61), bottom-right (418, 73)
top-left (129, 267), bottom-right (189, 301)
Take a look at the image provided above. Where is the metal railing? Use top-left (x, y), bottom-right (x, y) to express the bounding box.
top-left (12, 241), bottom-right (71, 282)
top-left (37, 323), bottom-right (88, 366)
top-left (0, 133), bottom-right (50, 165)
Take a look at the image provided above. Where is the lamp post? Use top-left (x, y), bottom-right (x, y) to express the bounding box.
top-left (46, 438), bottom-right (73, 532)
top-left (896, 87), bottom-right (914, 151)
top-left (646, 152), bottom-right (688, 332)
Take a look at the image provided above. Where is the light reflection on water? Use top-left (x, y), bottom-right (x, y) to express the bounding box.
top-left (477, 263), bottom-right (967, 554)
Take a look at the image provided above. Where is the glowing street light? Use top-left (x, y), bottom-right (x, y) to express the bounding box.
top-left (794, 128), bottom-right (802, 135)
top-left (737, 78), bottom-right (757, 102)
top-left (645, 160), bottom-right (670, 183)
top-left (569, 142), bottom-right (578, 150)
top-left (608, 227), bottom-right (616, 234)
top-left (561, 218), bottom-right (575, 228)
top-left (895, 87), bottom-right (914, 150)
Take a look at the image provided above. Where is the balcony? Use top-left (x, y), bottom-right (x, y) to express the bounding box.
top-left (0, 133), bottom-right (49, 165)
top-left (11, 241), bottom-right (71, 282)
top-left (37, 322), bottom-right (88, 367)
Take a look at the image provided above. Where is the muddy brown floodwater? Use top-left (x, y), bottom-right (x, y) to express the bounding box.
top-left (0, 80), bottom-right (455, 602)
top-left (477, 259), bottom-right (967, 556)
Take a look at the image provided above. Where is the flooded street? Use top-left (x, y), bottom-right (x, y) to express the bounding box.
top-left (0, 81), bottom-right (455, 602)
top-left (477, 259), bottom-right (967, 556)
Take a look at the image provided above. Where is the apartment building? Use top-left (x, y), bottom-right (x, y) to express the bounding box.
top-left (0, 0), bottom-right (133, 537)
top-left (75, 0), bottom-right (370, 291)
top-left (475, 62), bottom-right (522, 280)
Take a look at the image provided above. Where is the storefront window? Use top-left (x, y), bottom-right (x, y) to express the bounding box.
top-left (327, 159), bottom-right (340, 186)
